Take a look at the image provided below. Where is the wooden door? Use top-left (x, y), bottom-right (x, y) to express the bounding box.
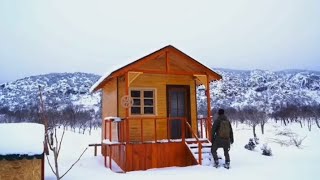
top-left (167, 85), bottom-right (191, 139)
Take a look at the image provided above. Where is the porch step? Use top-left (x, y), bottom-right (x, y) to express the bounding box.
top-left (186, 141), bottom-right (213, 166)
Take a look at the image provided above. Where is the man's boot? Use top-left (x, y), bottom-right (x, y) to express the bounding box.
top-left (224, 161), bottom-right (230, 169)
top-left (213, 160), bottom-right (219, 168)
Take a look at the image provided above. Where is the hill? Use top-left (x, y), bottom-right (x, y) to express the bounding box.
top-left (0, 69), bottom-right (319, 117)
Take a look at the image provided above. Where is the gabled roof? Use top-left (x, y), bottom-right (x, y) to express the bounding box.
top-left (90, 45), bottom-right (222, 92)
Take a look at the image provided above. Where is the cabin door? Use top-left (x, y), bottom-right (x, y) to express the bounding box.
top-left (167, 85), bottom-right (191, 139)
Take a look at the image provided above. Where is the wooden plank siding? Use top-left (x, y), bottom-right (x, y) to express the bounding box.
top-left (103, 142), bottom-right (196, 172)
top-left (101, 78), bottom-right (118, 155)
top-left (115, 73), bottom-right (198, 138)
top-left (104, 73), bottom-right (198, 142)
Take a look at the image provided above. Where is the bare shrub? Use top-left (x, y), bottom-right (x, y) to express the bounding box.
top-left (271, 129), bottom-right (307, 148)
top-left (267, 138), bottom-right (291, 147)
top-left (290, 136), bottom-right (307, 148)
top-left (275, 129), bottom-right (296, 137)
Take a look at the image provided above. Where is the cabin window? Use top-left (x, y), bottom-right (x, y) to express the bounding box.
top-left (130, 89), bottom-right (155, 115)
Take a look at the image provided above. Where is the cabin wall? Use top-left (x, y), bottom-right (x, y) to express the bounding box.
top-left (117, 73), bottom-right (197, 142)
top-left (101, 78), bottom-right (118, 154)
top-left (0, 159), bottom-right (42, 180)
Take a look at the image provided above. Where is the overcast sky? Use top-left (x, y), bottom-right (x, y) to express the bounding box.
top-left (1, 0), bottom-right (320, 83)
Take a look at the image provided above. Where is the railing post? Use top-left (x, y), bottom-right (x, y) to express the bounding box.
top-left (104, 144), bottom-right (107, 168)
top-left (126, 118), bottom-right (129, 143)
top-left (167, 118), bottom-right (170, 142)
top-left (154, 118), bottom-right (157, 142)
top-left (198, 143), bottom-right (202, 165)
top-left (104, 120), bottom-right (107, 140)
top-left (109, 146), bottom-right (112, 171)
top-left (201, 119), bottom-right (204, 138)
top-left (182, 118), bottom-right (186, 143)
top-left (109, 121), bottom-right (112, 141)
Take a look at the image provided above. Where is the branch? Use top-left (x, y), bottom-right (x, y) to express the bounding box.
top-left (46, 133), bottom-right (54, 151)
top-left (58, 127), bottom-right (66, 155)
top-left (60, 147), bottom-right (88, 179)
top-left (45, 153), bottom-right (57, 176)
top-left (54, 128), bottom-right (58, 157)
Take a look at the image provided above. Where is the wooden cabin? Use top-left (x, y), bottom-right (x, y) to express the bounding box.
top-left (90, 45), bottom-right (222, 172)
top-left (0, 123), bottom-right (45, 180)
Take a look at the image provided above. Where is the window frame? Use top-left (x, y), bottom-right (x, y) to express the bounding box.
top-left (129, 88), bottom-right (157, 116)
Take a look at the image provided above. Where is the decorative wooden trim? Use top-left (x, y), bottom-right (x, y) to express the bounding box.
top-left (167, 46), bottom-right (222, 80)
top-left (128, 71), bottom-right (143, 85)
top-left (111, 52), bottom-right (165, 81)
top-left (194, 74), bottom-right (208, 89)
top-left (130, 69), bottom-right (207, 76)
top-left (166, 51), bottom-right (169, 73)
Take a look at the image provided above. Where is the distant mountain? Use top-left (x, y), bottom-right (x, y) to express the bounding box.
top-left (0, 72), bottom-right (101, 112)
top-left (0, 70), bottom-right (319, 116)
top-left (197, 69), bottom-right (320, 114)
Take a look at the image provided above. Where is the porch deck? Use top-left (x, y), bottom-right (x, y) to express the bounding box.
top-left (102, 117), bottom-right (212, 172)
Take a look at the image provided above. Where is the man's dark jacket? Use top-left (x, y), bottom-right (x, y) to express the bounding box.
top-left (211, 114), bottom-right (234, 148)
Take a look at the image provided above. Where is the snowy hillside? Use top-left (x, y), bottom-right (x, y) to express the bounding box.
top-left (0, 72), bottom-right (101, 112)
top-left (0, 69), bottom-right (319, 117)
top-left (198, 68), bottom-right (320, 114)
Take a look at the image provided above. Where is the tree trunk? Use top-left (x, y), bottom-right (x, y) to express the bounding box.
top-left (260, 122), bottom-right (265, 135)
top-left (315, 119), bottom-right (320, 129)
top-left (253, 124), bottom-right (257, 138)
top-left (308, 119), bottom-right (312, 131)
top-left (299, 120), bottom-right (303, 128)
top-left (54, 147), bottom-right (60, 180)
top-left (282, 119), bottom-right (287, 126)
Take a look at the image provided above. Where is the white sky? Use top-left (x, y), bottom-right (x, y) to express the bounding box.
top-left (1, 0), bottom-right (320, 82)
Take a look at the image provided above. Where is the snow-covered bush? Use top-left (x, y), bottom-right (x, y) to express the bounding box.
top-left (261, 143), bottom-right (272, 156)
top-left (244, 138), bottom-right (256, 150)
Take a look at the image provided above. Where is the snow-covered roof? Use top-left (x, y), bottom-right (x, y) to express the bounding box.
top-left (89, 45), bottom-right (222, 93)
top-left (89, 52), bottom-right (146, 93)
top-left (0, 123), bottom-right (45, 156)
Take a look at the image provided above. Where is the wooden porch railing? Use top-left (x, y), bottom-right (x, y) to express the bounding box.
top-left (102, 116), bottom-right (213, 171)
top-left (197, 117), bottom-right (213, 140)
top-left (184, 120), bottom-right (202, 165)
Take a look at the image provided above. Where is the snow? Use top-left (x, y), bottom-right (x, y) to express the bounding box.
top-left (104, 117), bottom-right (122, 121)
top-left (41, 121), bottom-right (320, 180)
top-left (0, 122), bottom-right (44, 155)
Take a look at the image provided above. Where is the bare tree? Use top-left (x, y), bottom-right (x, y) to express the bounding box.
top-left (45, 126), bottom-right (87, 180)
top-left (38, 86), bottom-right (88, 180)
top-left (241, 106), bottom-right (259, 138)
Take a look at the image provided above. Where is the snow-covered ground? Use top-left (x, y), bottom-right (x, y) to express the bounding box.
top-left (45, 121), bottom-right (320, 180)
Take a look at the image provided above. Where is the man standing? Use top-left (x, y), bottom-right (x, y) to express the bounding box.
top-left (211, 108), bottom-right (234, 169)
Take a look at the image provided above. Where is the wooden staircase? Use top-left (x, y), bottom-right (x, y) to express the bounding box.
top-left (185, 139), bottom-right (213, 166)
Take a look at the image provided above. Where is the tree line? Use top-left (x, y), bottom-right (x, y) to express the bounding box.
top-left (209, 104), bottom-right (320, 137)
top-left (1, 103), bottom-right (319, 136)
top-left (0, 104), bottom-right (101, 135)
